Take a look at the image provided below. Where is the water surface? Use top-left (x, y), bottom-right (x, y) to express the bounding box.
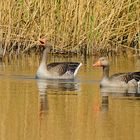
top-left (0, 55), bottom-right (140, 140)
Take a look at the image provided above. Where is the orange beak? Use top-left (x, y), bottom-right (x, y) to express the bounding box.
top-left (39, 38), bottom-right (47, 45)
top-left (93, 60), bottom-right (102, 67)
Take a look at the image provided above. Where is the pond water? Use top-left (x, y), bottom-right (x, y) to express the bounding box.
top-left (0, 54), bottom-right (140, 140)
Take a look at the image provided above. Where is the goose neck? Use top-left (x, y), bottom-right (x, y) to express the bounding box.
top-left (103, 66), bottom-right (109, 78)
top-left (41, 48), bottom-right (48, 65)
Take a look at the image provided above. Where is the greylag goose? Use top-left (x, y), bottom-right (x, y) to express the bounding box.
top-left (93, 57), bottom-right (140, 88)
top-left (36, 38), bottom-right (82, 79)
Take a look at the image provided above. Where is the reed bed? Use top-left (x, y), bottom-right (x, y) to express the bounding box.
top-left (0, 0), bottom-right (139, 56)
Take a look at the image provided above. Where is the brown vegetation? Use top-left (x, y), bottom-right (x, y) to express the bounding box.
top-left (0, 0), bottom-right (139, 56)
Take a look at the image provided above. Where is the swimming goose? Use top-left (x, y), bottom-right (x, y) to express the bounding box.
top-left (93, 57), bottom-right (140, 88)
top-left (36, 38), bottom-right (82, 79)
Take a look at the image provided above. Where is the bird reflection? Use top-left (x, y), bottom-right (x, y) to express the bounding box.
top-left (37, 79), bottom-right (80, 93)
top-left (37, 79), bottom-right (81, 118)
top-left (37, 80), bottom-right (49, 118)
top-left (100, 86), bottom-right (140, 111)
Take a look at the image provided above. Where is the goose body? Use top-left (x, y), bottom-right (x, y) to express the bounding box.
top-left (36, 38), bottom-right (82, 79)
top-left (36, 61), bottom-right (82, 79)
top-left (93, 57), bottom-right (140, 88)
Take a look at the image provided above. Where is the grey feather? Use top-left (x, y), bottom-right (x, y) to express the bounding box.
top-left (47, 62), bottom-right (81, 76)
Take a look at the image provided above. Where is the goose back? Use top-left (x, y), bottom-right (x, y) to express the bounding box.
top-left (47, 62), bottom-right (81, 76)
top-left (110, 72), bottom-right (140, 83)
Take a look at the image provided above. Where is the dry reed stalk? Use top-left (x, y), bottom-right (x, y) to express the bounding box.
top-left (0, 0), bottom-right (139, 56)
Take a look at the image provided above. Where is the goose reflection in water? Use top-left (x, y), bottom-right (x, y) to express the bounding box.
top-left (37, 79), bottom-right (80, 93)
top-left (37, 79), bottom-right (81, 118)
top-left (100, 86), bottom-right (140, 112)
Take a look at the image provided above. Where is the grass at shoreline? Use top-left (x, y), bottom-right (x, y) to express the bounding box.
top-left (0, 0), bottom-right (139, 56)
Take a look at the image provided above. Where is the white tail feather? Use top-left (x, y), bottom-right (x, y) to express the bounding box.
top-left (74, 63), bottom-right (82, 76)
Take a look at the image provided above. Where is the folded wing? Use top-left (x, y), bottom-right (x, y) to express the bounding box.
top-left (47, 62), bottom-right (81, 76)
top-left (110, 72), bottom-right (140, 83)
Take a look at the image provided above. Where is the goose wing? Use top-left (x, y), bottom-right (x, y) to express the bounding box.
top-left (47, 62), bottom-right (81, 76)
top-left (110, 72), bottom-right (140, 83)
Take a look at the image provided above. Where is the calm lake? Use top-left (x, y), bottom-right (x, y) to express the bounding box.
top-left (0, 54), bottom-right (140, 140)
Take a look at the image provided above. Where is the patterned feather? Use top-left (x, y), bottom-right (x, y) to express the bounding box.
top-left (47, 62), bottom-right (81, 76)
top-left (110, 72), bottom-right (140, 83)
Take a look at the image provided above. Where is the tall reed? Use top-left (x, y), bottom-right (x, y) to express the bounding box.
top-left (0, 0), bottom-right (139, 55)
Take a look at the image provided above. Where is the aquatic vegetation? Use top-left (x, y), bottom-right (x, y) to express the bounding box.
top-left (0, 0), bottom-right (139, 56)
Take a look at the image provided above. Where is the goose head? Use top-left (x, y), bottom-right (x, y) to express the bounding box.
top-left (93, 57), bottom-right (109, 67)
top-left (39, 38), bottom-right (53, 53)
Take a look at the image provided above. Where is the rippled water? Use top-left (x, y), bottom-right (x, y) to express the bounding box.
top-left (0, 55), bottom-right (140, 140)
